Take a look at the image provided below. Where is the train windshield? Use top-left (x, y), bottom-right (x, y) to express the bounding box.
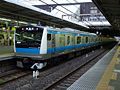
top-left (15, 27), bottom-right (43, 48)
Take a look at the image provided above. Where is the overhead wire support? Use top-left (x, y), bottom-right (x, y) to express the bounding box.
top-left (50, 0), bottom-right (95, 28)
top-left (39, 0), bottom-right (71, 17)
top-left (38, 0), bottom-right (99, 29)
top-left (67, 0), bottom-right (105, 29)
top-left (38, 0), bottom-right (89, 27)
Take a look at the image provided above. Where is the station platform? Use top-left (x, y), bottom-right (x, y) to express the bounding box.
top-left (67, 45), bottom-right (120, 90)
top-left (0, 46), bottom-right (14, 61)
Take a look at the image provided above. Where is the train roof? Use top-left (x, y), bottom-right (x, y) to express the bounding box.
top-left (17, 25), bottom-right (44, 29)
top-left (17, 25), bottom-right (97, 36)
top-left (47, 27), bottom-right (97, 36)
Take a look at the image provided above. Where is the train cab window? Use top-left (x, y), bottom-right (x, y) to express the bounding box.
top-left (86, 37), bottom-right (88, 43)
top-left (77, 37), bottom-right (81, 44)
top-left (47, 34), bottom-right (51, 41)
top-left (15, 26), bottom-right (43, 48)
top-left (67, 36), bottom-right (70, 45)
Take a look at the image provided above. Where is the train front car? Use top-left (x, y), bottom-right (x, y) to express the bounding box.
top-left (14, 25), bottom-right (47, 68)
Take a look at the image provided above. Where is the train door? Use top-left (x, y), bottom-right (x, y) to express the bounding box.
top-left (72, 34), bottom-right (75, 49)
top-left (65, 35), bottom-right (70, 46)
top-left (55, 34), bottom-right (65, 52)
top-left (51, 34), bottom-right (56, 53)
top-left (47, 33), bottom-right (56, 54)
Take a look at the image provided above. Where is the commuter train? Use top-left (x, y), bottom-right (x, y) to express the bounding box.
top-left (14, 25), bottom-right (115, 69)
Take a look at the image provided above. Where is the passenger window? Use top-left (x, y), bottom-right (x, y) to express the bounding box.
top-left (77, 37), bottom-right (81, 44)
top-left (67, 36), bottom-right (70, 45)
top-left (86, 37), bottom-right (88, 43)
top-left (47, 34), bottom-right (51, 41)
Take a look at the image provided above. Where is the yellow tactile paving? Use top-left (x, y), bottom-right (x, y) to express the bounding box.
top-left (116, 58), bottom-right (120, 64)
top-left (96, 46), bottom-right (120, 90)
top-left (111, 72), bottom-right (117, 80)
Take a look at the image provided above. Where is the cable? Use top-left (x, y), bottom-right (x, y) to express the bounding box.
top-left (51, 0), bottom-right (94, 26)
top-left (39, 0), bottom-right (71, 17)
top-left (38, 0), bottom-right (104, 29)
top-left (71, 0), bottom-right (106, 28)
top-left (66, 0), bottom-right (79, 9)
top-left (38, 0), bottom-right (88, 27)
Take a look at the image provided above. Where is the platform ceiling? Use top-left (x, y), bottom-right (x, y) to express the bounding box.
top-left (0, 0), bottom-right (120, 36)
top-left (0, 0), bottom-right (87, 30)
top-left (92, 0), bottom-right (120, 36)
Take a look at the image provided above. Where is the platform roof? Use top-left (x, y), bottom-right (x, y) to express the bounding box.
top-left (92, 0), bottom-right (120, 36)
top-left (0, 0), bottom-right (89, 31)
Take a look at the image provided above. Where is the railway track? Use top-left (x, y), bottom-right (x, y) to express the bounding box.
top-left (43, 49), bottom-right (109, 90)
top-left (0, 69), bottom-right (31, 86)
top-left (0, 44), bottom-right (115, 90)
top-left (0, 59), bottom-right (16, 75)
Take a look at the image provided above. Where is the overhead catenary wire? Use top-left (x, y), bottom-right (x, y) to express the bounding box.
top-left (51, 0), bottom-right (99, 28)
top-left (24, 0), bottom-right (106, 29)
top-left (39, 0), bottom-right (73, 17)
top-left (52, 0), bottom-right (106, 28)
top-left (38, 0), bottom-right (90, 27)
top-left (66, 0), bottom-right (79, 9)
top-left (38, 0), bottom-right (87, 28)
top-left (38, 0), bottom-right (104, 29)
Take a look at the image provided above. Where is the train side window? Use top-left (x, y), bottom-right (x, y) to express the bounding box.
top-left (77, 37), bottom-right (81, 44)
top-left (47, 34), bottom-right (51, 41)
top-left (67, 36), bottom-right (70, 45)
top-left (89, 37), bottom-right (91, 43)
top-left (86, 37), bottom-right (88, 43)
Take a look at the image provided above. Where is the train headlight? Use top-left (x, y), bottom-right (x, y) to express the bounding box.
top-left (17, 42), bottom-right (21, 44)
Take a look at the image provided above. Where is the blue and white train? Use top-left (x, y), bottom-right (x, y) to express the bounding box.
top-left (14, 25), bottom-right (115, 68)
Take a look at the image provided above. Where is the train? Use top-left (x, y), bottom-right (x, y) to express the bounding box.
top-left (14, 25), bottom-right (116, 69)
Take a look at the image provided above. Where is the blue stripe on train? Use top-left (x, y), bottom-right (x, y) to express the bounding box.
top-left (16, 48), bottom-right (40, 54)
top-left (47, 30), bottom-right (96, 36)
top-left (16, 43), bottom-right (99, 54)
top-left (47, 42), bottom-right (99, 54)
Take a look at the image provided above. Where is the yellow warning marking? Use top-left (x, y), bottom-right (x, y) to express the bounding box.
top-left (116, 58), bottom-right (120, 64)
top-left (111, 72), bottom-right (117, 80)
top-left (96, 46), bottom-right (119, 90)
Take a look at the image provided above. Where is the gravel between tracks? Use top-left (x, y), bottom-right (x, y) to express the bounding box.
top-left (0, 60), bottom-right (16, 75)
